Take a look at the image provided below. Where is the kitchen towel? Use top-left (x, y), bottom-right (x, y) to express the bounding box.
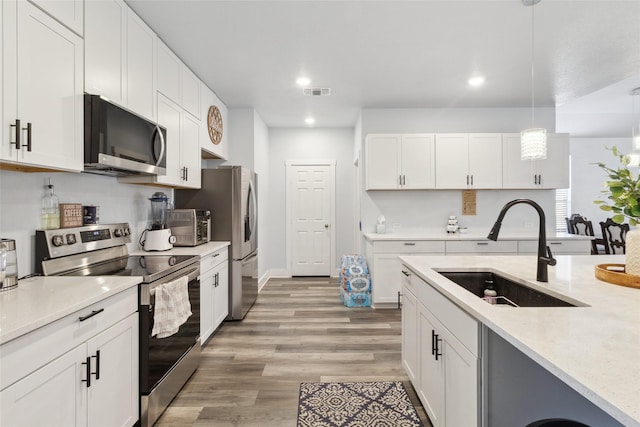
top-left (151, 275), bottom-right (192, 338)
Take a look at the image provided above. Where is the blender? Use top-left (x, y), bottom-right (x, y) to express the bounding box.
top-left (141, 192), bottom-right (176, 251)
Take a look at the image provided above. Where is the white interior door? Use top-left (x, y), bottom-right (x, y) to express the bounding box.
top-left (287, 160), bottom-right (336, 276)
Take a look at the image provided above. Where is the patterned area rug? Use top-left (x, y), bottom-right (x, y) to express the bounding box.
top-left (297, 381), bottom-right (424, 427)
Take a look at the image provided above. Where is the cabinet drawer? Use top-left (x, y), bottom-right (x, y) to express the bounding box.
top-left (200, 247), bottom-right (228, 273)
top-left (400, 265), bottom-right (416, 295)
top-left (374, 240), bottom-right (445, 254)
top-left (416, 277), bottom-right (478, 355)
top-left (0, 286), bottom-right (137, 390)
top-left (446, 240), bottom-right (517, 254)
top-left (518, 239), bottom-right (590, 254)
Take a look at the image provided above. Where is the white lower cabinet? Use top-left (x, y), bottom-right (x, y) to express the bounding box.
top-left (403, 265), bottom-right (479, 427)
top-left (200, 246), bottom-right (229, 344)
top-left (0, 288), bottom-right (139, 427)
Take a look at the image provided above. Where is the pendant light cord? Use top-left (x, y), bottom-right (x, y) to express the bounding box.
top-left (530, 2), bottom-right (535, 128)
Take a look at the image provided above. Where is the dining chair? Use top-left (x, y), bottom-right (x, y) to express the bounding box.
top-left (568, 216), bottom-right (605, 254)
top-left (599, 218), bottom-right (630, 255)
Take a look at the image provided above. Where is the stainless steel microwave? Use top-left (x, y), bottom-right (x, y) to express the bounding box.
top-left (84, 94), bottom-right (167, 176)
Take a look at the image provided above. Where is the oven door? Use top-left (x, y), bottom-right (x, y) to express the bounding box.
top-left (139, 264), bottom-right (200, 395)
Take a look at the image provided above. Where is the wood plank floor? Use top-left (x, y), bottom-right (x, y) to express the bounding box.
top-left (155, 277), bottom-right (432, 426)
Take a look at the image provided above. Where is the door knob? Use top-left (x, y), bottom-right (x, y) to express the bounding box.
top-left (324, 224), bottom-right (329, 228)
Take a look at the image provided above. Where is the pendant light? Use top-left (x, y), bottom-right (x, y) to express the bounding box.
top-left (521, 0), bottom-right (547, 160)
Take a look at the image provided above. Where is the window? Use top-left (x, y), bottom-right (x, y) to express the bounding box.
top-left (556, 188), bottom-right (570, 232)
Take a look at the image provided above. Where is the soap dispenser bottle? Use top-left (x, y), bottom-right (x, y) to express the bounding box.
top-left (41, 178), bottom-right (60, 230)
top-left (483, 284), bottom-right (497, 304)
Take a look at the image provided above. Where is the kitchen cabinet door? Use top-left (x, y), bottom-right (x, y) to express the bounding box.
top-left (212, 258), bottom-right (229, 330)
top-left (468, 133), bottom-right (502, 188)
top-left (87, 313), bottom-right (138, 427)
top-left (84, 0), bottom-right (126, 104)
top-left (443, 336), bottom-right (478, 427)
top-left (366, 134), bottom-right (402, 189)
top-left (435, 134), bottom-right (469, 188)
top-left (401, 134), bottom-right (435, 189)
top-left (29, 0), bottom-right (84, 35)
top-left (200, 270), bottom-right (215, 344)
top-left (1, 0), bottom-right (83, 172)
top-left (157, 41), bottom-right (182, 104)
top-left (182, 66), bottom-right (201, 119)
top-left (0, 345), bottom-right (87, 427)
top-left (419, 303), bottom-right (444, 426)
top-left (181, 112), bottom-right (201, 188)
top-left (536, 133), bottom-right (570, 188)
top-left (156, 94), bottom-right (183, 184)
top-left (401, 282), bottom-right (419, 385)
top-left (126, 9), bottom-right (156, 121)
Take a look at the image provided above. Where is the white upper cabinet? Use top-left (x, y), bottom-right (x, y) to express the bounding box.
top-left (1, 0), bottom-right (83, 172)
top-left (181, 66), bottom-right (201, 119)
top-left (502, 133), bottom-right (570, 189)
top-left (85, 0), bottom-right (156, 121)
top-left (156, 40), bottom-right (182, 104)
top-left (200, 83), bottom-right (229, 160)
top-left (84, 0), bottom-right (127, 104)
top-left (29, 0), bottom-right (84, 35)
top-left (366, 134), bottom-right (435, 190)
top-left (435, 133), bottom-right (502, 189)
top-left (126, 9), bottom-right (156, 121)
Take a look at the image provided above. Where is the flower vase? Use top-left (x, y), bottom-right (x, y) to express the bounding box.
top-left (625, 229), bottom-right (640, 276)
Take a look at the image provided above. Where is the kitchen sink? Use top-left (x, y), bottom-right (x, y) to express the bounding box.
top-left (437, 271), bottom-right (579, 307)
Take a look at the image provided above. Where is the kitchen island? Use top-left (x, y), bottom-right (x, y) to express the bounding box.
top-left (400, 254), bottom-right (640, 427)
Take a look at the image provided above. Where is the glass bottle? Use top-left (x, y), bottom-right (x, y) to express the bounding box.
top-left (41, 178), bottom-right (60, 229)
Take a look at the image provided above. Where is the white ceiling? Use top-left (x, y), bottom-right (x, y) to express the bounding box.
top-left (126, 0), bottom-right (640, 136)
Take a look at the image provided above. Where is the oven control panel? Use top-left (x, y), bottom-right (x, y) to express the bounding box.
top-left (36, 223), bottom-right (132, 260)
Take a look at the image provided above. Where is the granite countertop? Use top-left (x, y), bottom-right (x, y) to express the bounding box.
top-left (399, 254), bottom-right (640, 427)
top-left (129, 240), bottom-right (230, 257)
top-left (364, 230), bottom-right (593, 241)
top-left (0, 276), bottom-right (141, 345)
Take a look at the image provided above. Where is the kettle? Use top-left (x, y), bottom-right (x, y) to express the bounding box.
top-left (0, 239), bottom-right (18, 291)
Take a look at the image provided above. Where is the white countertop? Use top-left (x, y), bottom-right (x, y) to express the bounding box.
top-left (129, 240), bottom-right (230, 257)
top-left (365, 230), bottom-right (593, 241)
top-left (399, 254), bottom-right (640, 427)
top-left (0, 276), bottom-right (141, 345)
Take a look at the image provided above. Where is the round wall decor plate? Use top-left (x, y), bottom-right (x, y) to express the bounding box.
top-left (207, 105), bottom-right (223, 145)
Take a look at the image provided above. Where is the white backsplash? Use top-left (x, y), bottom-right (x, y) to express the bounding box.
top-left (0, 170), bottom-right (170, 276)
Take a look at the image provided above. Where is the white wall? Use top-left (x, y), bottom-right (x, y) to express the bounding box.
top-left (267, 128), bottom-right (355, 275)
top-left (570, 137), bottom-right (632, 225)
top-left (360, 107), bottom-right (558, 236)
top-left (0, 170), bottom-right (165, 276)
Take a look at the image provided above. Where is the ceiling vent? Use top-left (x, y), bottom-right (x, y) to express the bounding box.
top-left (303, 87), bottom-right (331, 97)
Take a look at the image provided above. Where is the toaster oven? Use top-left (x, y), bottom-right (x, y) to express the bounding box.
top-left (168, 209), bottom-right (211, 246)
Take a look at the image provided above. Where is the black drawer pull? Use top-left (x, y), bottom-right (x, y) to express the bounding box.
top-left (476, 242), bottom-right (489, 245)
top-left (403, 242), bottom-right (416, 246)
top-left (92, 350), bottom-right (101, 380)
top-left (212, 253), bottom-right (220, 257)
top-left (401, 270), bottom-right (411, 277)
top-left (78, 308), bottom-right (104, 322)
top-left (550, 242), bottom-right (562, 245)
top-left (82, 356), bottom-right (91, 388)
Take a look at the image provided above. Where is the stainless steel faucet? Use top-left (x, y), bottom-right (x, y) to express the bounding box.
top-left (487, 199), bottom-right (557, 282)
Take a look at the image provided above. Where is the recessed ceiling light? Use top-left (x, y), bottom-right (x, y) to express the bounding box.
top-left (305, 117), bottom-right (315, 125)
top-left (296, 77), bottom-right (311, 86)
top-left (468, 76), bottom-right (485, 87)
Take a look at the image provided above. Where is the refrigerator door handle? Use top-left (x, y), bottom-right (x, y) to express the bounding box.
top-left (247, 178), bottom-right (257, 241)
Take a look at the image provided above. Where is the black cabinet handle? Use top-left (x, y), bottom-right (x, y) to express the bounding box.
top-left (185, 167), bottom-right (188, 181)
top-left (434, 335), bottom-right (442, 361)
top-left (10, 119), bottom-right (20, 149)
top-left (92, 350), bottom-right (101, 380)
top-left (397, 291), bottom-right (402, 309)
top-left (403, 242), bottom-right (416, 246)
top-left (82, 356), bottom-right (91, 388)
top-left (470, 174), bottom-right (474, 186)
top-left (431, 330), bottom-right (436, 356)
top-left (401, 270), bottom-right (411, 277)
top-left (24, 122), bottom-right (32, 151)
top-left (212, 253), bottom-right (220, 257)
top-left (78, 308), bottom-right (104, 322)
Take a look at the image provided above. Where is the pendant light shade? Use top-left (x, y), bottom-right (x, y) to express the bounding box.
top-left (521, 128), bottom-right (547, 160)
top-left (520, 0), bottom-right (547, 161)
top-left (627, 87), bottom-right (640, 167)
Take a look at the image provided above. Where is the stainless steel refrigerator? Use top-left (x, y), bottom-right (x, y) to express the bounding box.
top-left (175, 166), bottom-right (258, 320)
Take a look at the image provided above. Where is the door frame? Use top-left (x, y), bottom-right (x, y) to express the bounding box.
top-left (285, 159), bottom-right (337, 277)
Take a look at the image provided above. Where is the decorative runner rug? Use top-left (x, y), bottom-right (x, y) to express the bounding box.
top-left (297, 381), bottom-right (424, 427)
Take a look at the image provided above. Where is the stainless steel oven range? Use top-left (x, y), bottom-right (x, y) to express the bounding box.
top-left (35, 223), bottom-right (200, 427)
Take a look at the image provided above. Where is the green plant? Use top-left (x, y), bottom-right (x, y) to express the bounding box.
top-left (594, 146), bottom-right (640, 225)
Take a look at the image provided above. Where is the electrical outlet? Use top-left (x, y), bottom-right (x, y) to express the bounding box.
top-left (392, 222), bottom-right (401, 230)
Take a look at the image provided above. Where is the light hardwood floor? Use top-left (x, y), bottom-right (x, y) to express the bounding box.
top-left (155, 277), bottom-right (431, 426)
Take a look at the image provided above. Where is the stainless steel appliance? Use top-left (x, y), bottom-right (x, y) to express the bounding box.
top-left (35, 224), bottom-right (200, 427)
top-left (84, 94), bottom-right (167, 176)
top-left (175, 166), bottom-right (258, 320)
top-left (168, 209), bottom-right (211, 247)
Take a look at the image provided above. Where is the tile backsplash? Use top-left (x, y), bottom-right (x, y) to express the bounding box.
top-left (0, 169), bottom-right (170, 276)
